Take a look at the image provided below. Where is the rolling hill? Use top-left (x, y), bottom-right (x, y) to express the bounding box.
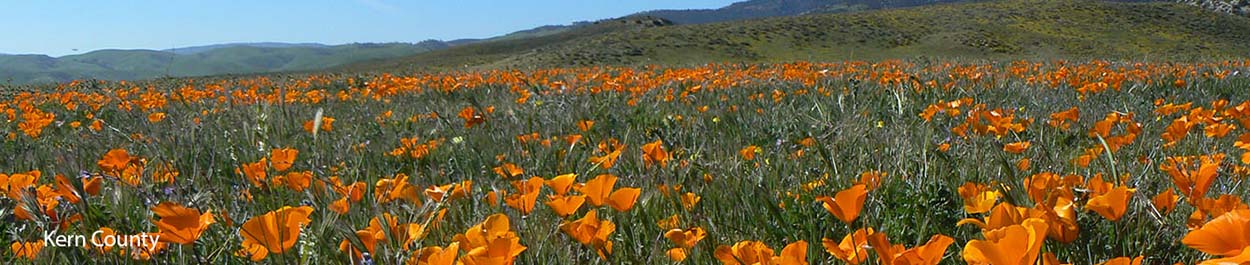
top-left (0, 42), bottom-right (442, 84)
top-left (345, 0), bottom-right (1250, 73)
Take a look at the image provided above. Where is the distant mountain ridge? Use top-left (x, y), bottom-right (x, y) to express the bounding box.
top-left (164, 42), bottom-right (330, 55)
top-left (0, 42), bottom-right (442, 84)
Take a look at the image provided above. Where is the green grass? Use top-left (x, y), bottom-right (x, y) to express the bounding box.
top-left (1, 59), bottom-right (1249, 263)
top-left (0, 43), bottom-right (441, 85)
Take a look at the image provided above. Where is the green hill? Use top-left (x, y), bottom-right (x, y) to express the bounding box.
top-left (347, 0), bottom-right (1250, 73)
top-left (0, 43), bottom-right (441, 84)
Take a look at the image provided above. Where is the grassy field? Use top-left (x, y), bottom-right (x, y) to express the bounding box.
top-left (2, 59), bottom-right (1250, 264)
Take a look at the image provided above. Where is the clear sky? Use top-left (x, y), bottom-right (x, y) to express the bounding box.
top-left (0, 0), bottom-right (738, 57)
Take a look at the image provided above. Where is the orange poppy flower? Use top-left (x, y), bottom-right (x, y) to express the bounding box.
top-left (448, 180), bottom-right (473, 200)
top-left (240, 158), bottom-right (268, 188)
top-left (329, 196), bottom-right (350, 215)
top-left (458, 107), bottom-right (485, 128)
top-left (269, 148), bottom-right (298, 172)
top-left (546, 173), bottom-right (577, 196)
top-left (238, 206), bottom-right (315, 261)
top-left (772, 240), bottom-right (809, 265)
top-left (1153, 188), bottom-right (1179, 215)
top-left (147, 112), bottom-right (166, 123)
top-left (1164, 156), bottom-right (1219, 199)
top-left (958, 182), bottom-right (1000, 214)
top-left (415, 242), bottom-right (459, 265)
top-left (546, 195), bottom-right (586, 217)
top-left (276, 171), bottom-right (312, 192)
top-left (869, 233), bottom-right (954, 265)
top-left (607, 187), bottom-right (641, 212)
top-left (962, 218), bottom-right (1049, 265)
top-left (1086, 186), bottom-right (1135, 221)
top-left (665, 227), bottom-right (707, 249)
top-left (815, 184), bottom-right (869, 224)
top-left (1198, 248), bottom-right (1250, 264)
top-left (98, 148), bottom-right (133, 174)
top-left (641, 140), bottom-right (672, 168)
top-left (667, 248), bottom-right (690, 262)
top-left (1098, 256), bottom-right (1144, 265)
top-left (82, 175), bottom-right (102, 196)
top-left (823, 228), bottom-right (875, 265)
top-left (681, 192), bottom-right (701, 210)
top-left (582, 174), bottom-right (619, 206)
top-left (589, 139), bottom-right (625, 169)
top-left (1183, 209), bottom-right (1250, 257)
top-left (577, 120), bottom-right (594, 132)
top-left (559, 210), bottom-right (616, 259)
top-left (151, 202), bottom-right (215, 245)
top-left (338, 230), bottom-right (377, 261)
top-left (1003, 141), bottom-right (1030, 154)
top-left (740, 145), bottom-right (760, 161)
top-left (493, 163), bottom-right (524, 179)
top-left (505, 177), bottom-right (543, 215)
top-left (10, 241), bottom-right (42, 260)
top-left (4, 170), bottom-right (39, 200)
top-left (455, 214), bottom-right (526, 265)
top-left (715, 240), bottom-right (775, 265)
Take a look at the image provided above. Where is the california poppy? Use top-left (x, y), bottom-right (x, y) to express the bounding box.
top-left (269, 148), bottom-right (298, 172)
top-left (681, 192), bottom-right (701, 210)
top-left (641, 140), bottom-right (672, 168)
top-left (1098, 256), bottom-right (1144, 265)
top-left (98, 148), bottom-right (133, 174)
top-left (455, 214), bottom-right (526, 265)
top-left (458, 107), bottom-right (485, 128)
top-left (415, 242), bottom-right (459, 265)
top-left (577, 120), bottom-right (594, 132)
top-left (238, 206), bottom-right (315, 261)
top-left (1003, 141), bottom-right (1030, 154)
top-left (607, 187), bottom-right (641, 212)
top-left (493, 163), bottom-right (524, 179)
top-left (546, 195), bottom-right (586, 217)
top-left (1182, 209), bottom-right (1250, 257)
top-left (1086, 186), bottom-right (1135, 221)
top-left (560, 210), bottom-right (616, 259)
top-left (740, 145), bottom-right (760, 161)
top-left (505, 177), bottom-right (543, 215)
top-left (823, 228), bottom-right (874, 264)
top-left (582, 174), bottom-right (619, 207)
top-left (148, 112), bottom-right (166, 123)
top-left (772, 240), bottom-right (809, 265)
top-left (816, 184), bottom-right (869, 224)
top-left (868, 233), bottom-right (953, 265)
top-left (151, 202), bottom-right (215, 245)
top-left (338, 230), bottom-right (377, 262)
top-left (10, 241), bottom-right (42, 260)
top-left (958, 182), bottom-right (1000, 214)
top-left (589, 139), bottom-right (625, 169)
top-left (665, 227), bottom-right (707, 249)
top-left (240, 158), bottom-right (268, 188)
top-left (1153, 188), bottom-right (1179, 215)
top-left (715, 240), bottom-right (775, 265)
top-left (962, 218), bottom-right (1049, 265)
top-left (546, 173), bottom-right (577, 196)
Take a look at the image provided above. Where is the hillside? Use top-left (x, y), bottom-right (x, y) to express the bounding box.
top-left (164, 42), bottom-right (329, 55)
top-left (348, 0), bottom-right (1250, 73)
top-left (0, 43), bottom-right (442, 84)
top-left (636, 0), bottom-right (972, 24)
top-left (340, 17), bottom-right (675, 72)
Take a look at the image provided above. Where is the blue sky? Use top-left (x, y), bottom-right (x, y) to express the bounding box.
top-left (0, 0), bottom-right (737, 57)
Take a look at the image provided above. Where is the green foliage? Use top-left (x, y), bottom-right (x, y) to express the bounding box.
top-left (0, 43), bottom-right (441, 85)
